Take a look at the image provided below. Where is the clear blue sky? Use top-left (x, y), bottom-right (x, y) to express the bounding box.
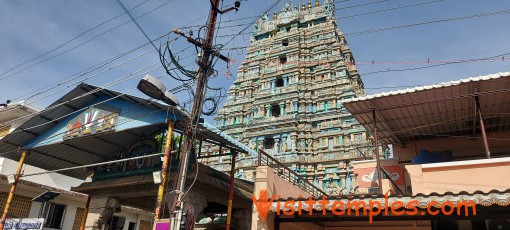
top-left (0, 0), bottom-right (509, 123)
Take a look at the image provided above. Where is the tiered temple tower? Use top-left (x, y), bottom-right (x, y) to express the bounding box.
top-left (204, 0), bottom-right (377, 195)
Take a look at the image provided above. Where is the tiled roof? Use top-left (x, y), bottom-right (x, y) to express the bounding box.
top-left (342, 71), bottom-right (510, 145)
top-left (269, 189), bottom-right (510, 212)
top-left (0, 174), bottom-right (88, 199)
top-left (343, 71), bottom-right (510, 104)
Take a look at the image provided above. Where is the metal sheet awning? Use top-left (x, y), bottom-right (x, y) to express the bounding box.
top-left (0, 83), bottom-right (254, 179)
top-left (342, 72), bottom-right (510, 145)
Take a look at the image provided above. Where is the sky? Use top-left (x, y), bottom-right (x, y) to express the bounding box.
top-left (0, 0), bottom-right (509, 124)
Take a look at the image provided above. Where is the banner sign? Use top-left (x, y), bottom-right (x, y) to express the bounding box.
top-left (64, 105), bottom-right (120, 140)
top-left (354, 165), bottom-right (405, 187)
top-left (4, 218), bottom-right (44, 230)
top-left (154, 219), bottom-right (170, 230)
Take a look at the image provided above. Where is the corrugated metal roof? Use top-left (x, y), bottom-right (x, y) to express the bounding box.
top-left (269, 189), bottom-right (510, 212)
top-left (342, 72), bottom-right (510, 145)
top-left (344, 72), bottom-right (510, 104)
top-left (0, 83), bottom-right (255, 179)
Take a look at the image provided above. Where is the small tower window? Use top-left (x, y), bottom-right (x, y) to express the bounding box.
top-left (279, 55), bottom-right (287, 64)
top-left (275, 77), bottom-right (284, 88)
top-left (264, 137), bottom-right (275, 149)
top-left (282, 39), bottom-right (289, 46)
top-left (271, 104), bottom-right (281, 117)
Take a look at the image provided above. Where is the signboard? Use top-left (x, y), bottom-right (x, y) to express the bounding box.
top-left (64, 105), bottom-right (120, 140)
top-left (154, 219), bottom-right (170, 230)
top-left (354, 165), bottom-right (405, 187)
top-left (4, 218), bottom-right (44, 230)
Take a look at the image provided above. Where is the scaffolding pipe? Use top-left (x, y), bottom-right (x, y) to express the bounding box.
top-left (475, 96), bottom-right (491, 159)
top-left (372, 110), bottom-right (383, 194)
top-left (226, 152), bottom-right (237, 230)
top-left (0, 150), bottom-right (27, 230)
top-left (155, 121), bottom-right (174, 219)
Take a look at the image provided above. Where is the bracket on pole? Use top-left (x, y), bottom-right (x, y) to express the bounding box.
top-left (211, 0), bottom-right (240, 14)
top-left (173, 29), bottom-right (231, 63)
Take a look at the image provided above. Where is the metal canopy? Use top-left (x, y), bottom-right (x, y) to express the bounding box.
top-left (343, 72), bottom-right (510, 145)
top-left (32, 191), bottom-right (60, 202)
top-left (0, 83), bottom-right (252, 179)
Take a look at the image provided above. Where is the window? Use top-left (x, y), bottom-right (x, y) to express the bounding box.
top-left (104, 216), bottom-right (126, 230)
top-left (128, 222), bottom-right (136, 230)
top-left (271, 104), bottom-right (281, 117)
top-left (275, 77), bottom-right (284, 88)
top-left (264, 137), bottom-right (275, 149)
top-left (43, 203), bottom-right (66, 229)
top-left (279, 55), bottom-right (287, 64)
top-left (282, 38), bottom-right (289, 46)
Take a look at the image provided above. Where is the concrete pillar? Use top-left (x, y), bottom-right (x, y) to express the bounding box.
top-left (340, 176), bottom-right (346, 194)
top-left (274, 136), bottom-right (281, 154)
top-left (283, 76), bottom-right (289, 86)
top-left (85, 197), bottom-right (120, 230)
top-left (166, 190), bottom-right (207, 223)
top-left (233, 208), bottom-right (251, 230)
top-left (279, 102), bottom-right (285, 116)
top-left (251, 166), bottom-right (275, 230)
top-left (265, 105), bottom-right (271, 118)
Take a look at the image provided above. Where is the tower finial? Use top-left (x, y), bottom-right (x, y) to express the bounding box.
top-left (307, 2), bottom-right (312, 10)
top-left (315, 0), bottom-right (319, 7)
top-left (273, 12), bottom-right (278, 20)
top-left (301, 4), bottom-right (306, 12)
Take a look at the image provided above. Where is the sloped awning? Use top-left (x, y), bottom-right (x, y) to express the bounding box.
top-left (342, 72), bottom-right (510, 146)
top-left (270, 189), bottom-right (510, 213)
top-left (0, 83), bottom-right (255, 179)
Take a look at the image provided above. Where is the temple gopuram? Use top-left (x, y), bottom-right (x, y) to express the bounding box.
top-left (203, 0), bottom-right (387, 195)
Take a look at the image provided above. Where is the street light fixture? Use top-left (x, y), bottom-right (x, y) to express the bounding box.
top-left (137, 74), bottom-right (177, 220)
top-left (137, 74), bottom-right (179, 106)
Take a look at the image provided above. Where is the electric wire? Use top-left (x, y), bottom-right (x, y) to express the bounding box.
top-left (335, 0), bottom-right (390, 10)
top-left (0, 47), bottom-right (195, 129)
top-left (2, 0), bottom-right (452, 106)
top-left (115, 0), bottom-right (163, 51)
top-left (344, 9), bottom-right (510, 36)
top-left (0, 71), bottom-right (197, 158)
top-left (362, 51), bottom-right (510, 76)
top-left (0, 0), bottom-right (177, 81)
top-left (339, 0), bottom-right (444, 19)
top-left (7, 34), bottom-right (175, 105)
top-left (0, 0), bottom-right (150, 78)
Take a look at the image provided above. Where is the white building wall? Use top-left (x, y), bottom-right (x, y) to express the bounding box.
top-left (111, 207), bottom-right (154, 230)
top-left (27, 195), bottom-right (84, 230)
top-left (0, 157), bottom-right (84, 190)
top-left (0, 180), bottom-right (86, 230)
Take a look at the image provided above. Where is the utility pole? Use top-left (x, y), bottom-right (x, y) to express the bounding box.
top-left (170, 1), bottom-right (239, 229)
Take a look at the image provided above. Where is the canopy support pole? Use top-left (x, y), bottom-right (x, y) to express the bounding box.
top-left (373, 110), bottom-right (383, 194)
top-left (475, 96), bottom-right (491, 159)
top-left (226, 151), bottom-right (237, 230)
top-left (0, 149), bottom-right (27, 230)
top-left (155, 121), bottom-right (174, 219)
top-left (79, 196), bottom-right (91, 230)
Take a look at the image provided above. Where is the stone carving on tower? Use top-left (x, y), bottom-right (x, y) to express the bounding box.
top-left (202, 0), bottom-right (373, 195)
